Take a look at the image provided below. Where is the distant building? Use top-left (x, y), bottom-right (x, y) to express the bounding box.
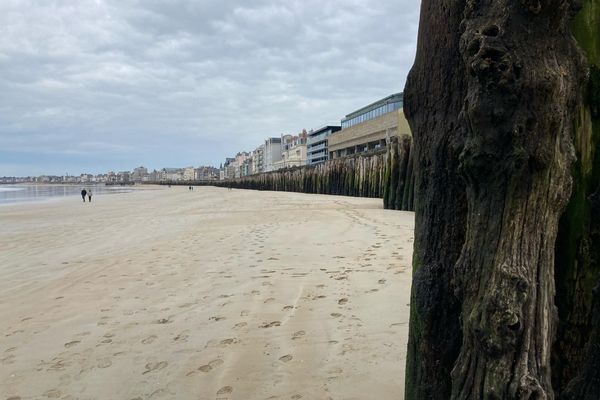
top-left (117, 171), bottom-right (131, 183)
top-left (160, 168), bottom-right (184, 181)
top-left (222, 158), bottom-right (235, 180)
top-left (251, 145), bottom-right (265, 175)
top-left (307, 125), bottom-right (341, 165)
top-left (195, 166), bottom-right (219, 181)
top-left (106, 171), bottom-right (117, 183)
top-left (329, 93), bottom-right (410, 159)
top-left (274, 132), bottom-right (308, 170)
top-left (148, 170), bottom-right (159, 182)
top-left (80, 173), bottom-right (93, 183)
top-left (183, 167), bottom-right (195, 181)
top-left (241, 159), bottom-right (252, 177)
top-left (264, 137), bottom-right (282, 172)
top-left (233, 152), bottom-right (250, 178)
top-left (132, 166), bottom-right (149, 182)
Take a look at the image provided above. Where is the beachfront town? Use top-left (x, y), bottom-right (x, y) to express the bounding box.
top-left (0, 92), bottom-right (411, 185)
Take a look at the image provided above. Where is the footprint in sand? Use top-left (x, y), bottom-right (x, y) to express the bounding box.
top-left (292, 331), bottom-right (305, 340)
top-left (6, 396), bottom-right (22, 400)
top-left (155, 317), bottom-right (172, 325)
top-left (141, 335), bottom-right (157, 345)
top-left (338, 298), bottom-right (349, 305)
top-left (259, 321), bottom-right (281, 329)
top-left (209, 359), bottom-right (224, 368)
top-left (143, 361), bottom-right (168, 374)
top-left (282, 305), bottom-right (294, 311)
top-left (149, 388), bottom-right (171, 398)
top-left (64, 341), bottom-right (81, 348)
top-left (43, 389), bottom-right (62, 398)
top-left (173, 332), bottom-right (189, 342)
top-left (1, 354), bottom-right (15, 364)
top-left (331, 313), bottom-right (342, 318)
top-left (240, 310), bottom-right (250, 317)
top-left (217, 386), bottom-right (233, 395)
top-left (279, 354), bottom-right (293, 363)
top-left (193, 358), bottom-right (224, 374)
top-left (233, 322), bottom-right (247, 330)
top-left (197, 365), bottom-right (212, 373)
top-left (219, 338), bottom-right (237, 347)
top-left (97, 358), bottom-right (112, 369)
top-left (264, 298), bottom-right (276, 304)
top-left (209, 316), bottom-right (226, 322)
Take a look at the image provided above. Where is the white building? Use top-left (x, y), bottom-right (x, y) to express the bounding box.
top-left (273, 132), bottom-right (308, 170)
top-left (131, 166), bottom-right (149, 182)
top-left (251, 145), bottom-right (265, 175)
top-left (264, 137), bottom-right (282, 172)
top-left (183, 167), bottom-right (195, 181)
top-left (161, 168), bottom-right (184, 181)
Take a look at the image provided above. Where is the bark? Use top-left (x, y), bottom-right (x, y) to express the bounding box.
top-left (404, 0), bottom-right (468, 397)
top-left (395, 136), bottom-right (411, 210)
top-left (405, 0), bottom-right (586, 399)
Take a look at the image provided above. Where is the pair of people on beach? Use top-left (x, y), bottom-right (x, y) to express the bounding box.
top-left (81, 189), bottom-right (92, 203)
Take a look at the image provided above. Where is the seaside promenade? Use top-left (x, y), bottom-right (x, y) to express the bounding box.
top-left (0, 186), bottom-right (414, 399)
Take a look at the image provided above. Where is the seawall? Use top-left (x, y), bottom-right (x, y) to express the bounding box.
top-left (159, 134), bottom-right (414, 211)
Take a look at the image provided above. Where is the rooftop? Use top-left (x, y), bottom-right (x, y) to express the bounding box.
top-left (343, 92), bottom-right (403, 122)
top-left (309, 125), bottom-right (341, 136)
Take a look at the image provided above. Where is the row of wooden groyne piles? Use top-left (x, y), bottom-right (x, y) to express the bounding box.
top-left (169, 134), bottom-right (415, 211)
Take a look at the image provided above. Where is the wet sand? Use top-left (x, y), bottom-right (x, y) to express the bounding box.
top-left (0, 186), bottom-right (414, 400)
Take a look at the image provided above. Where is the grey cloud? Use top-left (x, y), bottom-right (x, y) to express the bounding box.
top-left (0, 0), bottom-right (420, 175)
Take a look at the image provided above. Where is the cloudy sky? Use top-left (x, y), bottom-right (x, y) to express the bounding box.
top-left (0, 0), bottom-right (420, 176)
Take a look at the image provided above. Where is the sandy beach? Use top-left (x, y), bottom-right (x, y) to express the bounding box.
top-left (0, 186), bottom-right (414, 400)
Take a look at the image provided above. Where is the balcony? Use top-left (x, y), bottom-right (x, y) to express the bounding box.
top-left (308, 143), bottom-right (327, 153)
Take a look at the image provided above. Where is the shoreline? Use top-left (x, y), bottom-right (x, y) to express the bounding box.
top-left (0, 184), bottom-right (161, 207)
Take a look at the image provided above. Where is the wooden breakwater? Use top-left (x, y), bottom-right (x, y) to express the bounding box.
top-left (160, 134), bottom-right (414, 211)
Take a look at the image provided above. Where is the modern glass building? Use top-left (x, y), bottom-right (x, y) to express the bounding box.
top-left (329, 92), bottom-right (410, 159)
top-left (340, 93), bottom-right (403, 129)
top-left (307, 125), bottom-right (341, 165)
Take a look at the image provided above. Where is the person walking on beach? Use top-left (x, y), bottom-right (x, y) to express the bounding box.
top-left (88, 190), bottom-right (92, 202)
top-left (81, 189), bottom-right (87, 202)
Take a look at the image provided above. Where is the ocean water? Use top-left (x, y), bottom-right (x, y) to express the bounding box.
top-left (0, 184), bottom-right (135, 205)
